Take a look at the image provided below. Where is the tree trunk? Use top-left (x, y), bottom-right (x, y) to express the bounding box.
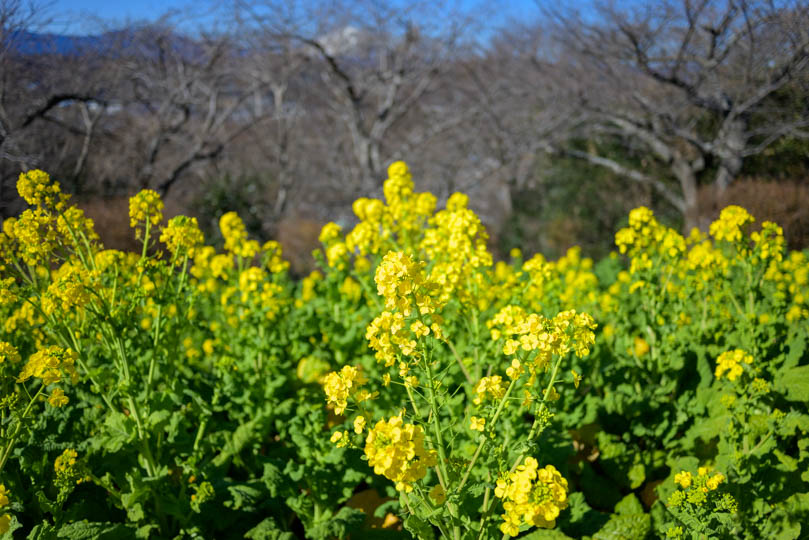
top-left (715, 116), bottom-right (746, 194)
top-left (673, 158), bottom-right (700, 233)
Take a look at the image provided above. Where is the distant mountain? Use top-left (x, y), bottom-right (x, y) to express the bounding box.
top-left (6, 30), bottom-right (115, 55)
top-left (5, 28), bottom-right (199, 58)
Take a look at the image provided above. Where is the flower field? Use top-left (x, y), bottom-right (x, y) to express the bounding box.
top-left (0, 163), bottom-right (807, 539)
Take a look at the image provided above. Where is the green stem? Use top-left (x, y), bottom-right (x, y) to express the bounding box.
top-left (422, 349), bottom-right (461, 540)
top-left (458, 378), bottom-right (517, 492)
top-left (0, 385), bottom-right (46, 473)
top-left (509, 353), bottom-right (566, 474)
top-left (445, 339), bottom-right (474, 385)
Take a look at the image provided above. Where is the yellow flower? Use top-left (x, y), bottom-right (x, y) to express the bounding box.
top-left (322, 365), bottom-right (368, 415)
top-left (571, 370), bottom-right (582, 389)
top-left (709, 205), bottom-right (754, 243)
top-left (17, 169), bottom-right (69, 209)
top-left (160, 215), bottom-right (204, 257)
top-left (54, 449), bottom-right (78, 474)
top-left (128, 189), bottom-right (164, 229)
top-left (18, 346), bottom-right (79, 386)
top-left (0, 342), bottom-right (21, 364)
top-left (495, 458), bottom-right (569, 533)
top-left (0, 484), bottom-right (9, 508)
top-left (633, 336), bottom-right (650, 357)
top-left (674, 471), bottom-right (692, 488)
top-left (364, 415), bottom-right (437, 492)
top-left (354, 415), bottom-right (366, 434)
top-left (715, 349), bottom-right (752, 381)
top-left (330, 431), bottom-right (349, 448)
top-left (506, 359), bottom-right (523, 380)
top-left (0, 513), bottom-right (9, 535)
top-left (470, 416), bottom-right (485, 432)
top-left (220, 212), bottom-right (259, 259)
top-left (318, 222), bottom-right (342, 244)
top-left (474, 375), bottom-right (506, 405)
top-left (48, 388), bottom-right (69, 408)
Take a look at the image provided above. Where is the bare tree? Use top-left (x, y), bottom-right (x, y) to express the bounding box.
top-left (239, 0), bottom-right (474, 196)
top-left (0, 0), bottom-right (107, 215)
top-left (94, 21), bottom-right (272, 197)
top-left (547, 0), bottom-right (809, 229)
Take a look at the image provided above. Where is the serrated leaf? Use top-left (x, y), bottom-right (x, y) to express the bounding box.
top-left (54, 521), bottom-right (137, 539)
top-left (592, 512), bottom-right (651, 540)
top-left (614, 494), bottom-right (643, 516)
top-left (403, 515), bottom-right (435, 540)
top-left (774, 365), bottom-right (809, 402)
top-left (243, 517), bottom-right (294, 540)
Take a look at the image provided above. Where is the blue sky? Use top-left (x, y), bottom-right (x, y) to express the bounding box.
top-left (44, 0), bottom-right (548, 35)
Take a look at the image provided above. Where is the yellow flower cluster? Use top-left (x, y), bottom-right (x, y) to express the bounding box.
top-left (709, 205), bottom-right (754, 243)
top-left (234, 267), bottom-right (285, 319)
top-left (318, 222), bottom-right (342, 244)
top-left (494, 457), bottom-right (569, 535)
top-left (48, 388), bottom-right (69, 407)
top-left (366, 311), bottom-right (411, 365)
top-left (160, 216), bottom-right (204, 257)
top-left (41, 262), bottom-right (94, 316)
top-left (343, 162), bottom-right (435, 257)
top-left (715, 349), bottom-right (753, 381)
top-left (54, 448), bottom-right (90, 488)
top-left (54, 448), bottom-right (78, 475)
top-left (366, 251), bottom-right (446, 366)
top-left (2, 209), bottom-right (59, 265)
top-left (17, 169), bottom-right (69, 210)
top-left (191, 246), bottom-right (235, 291)
top-left (488, 306), bottom-right (596, 369)
top-left (751, 221), bottom-right (785, 262)
top-left (296, 270), bottom-right (322, 306)
top-left (323, 365), bottom-right (370, 415)
top-left (220, 212), bottom-right (259, 259)
top-left (261, 240), bottom-right (289, 274)
top-left (615, 207), bottom-right (685, 273)
top-left (128, 189), bottom-right (164, 229)
top-left (669, 467), bottom-right (734, 510)
top-left (420, 192), bottom-right (492, 301)
top-left (364, 415), bottom-right (437, 492)
top-left (0, 484), bottom-right (11, 534)
top-left (0, 342), bottom-right (21, 364)
top-left (18, 346), bottom-right (79, 385)
top-left (474, 375), bottom-right (507, 405)
top-left (374, 251), bottom-right (441, 316)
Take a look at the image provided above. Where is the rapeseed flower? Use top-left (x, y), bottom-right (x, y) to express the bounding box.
top-left (715, 349), bottom-right (752, 381)
top-left (364, 415), bottom-right (436, 492)
top-left (18, 346), bottom-right (79, 385)
top-left (494, 458), bottom-right (569, 534)
top-left (128, 189), bottom-right (164, 229)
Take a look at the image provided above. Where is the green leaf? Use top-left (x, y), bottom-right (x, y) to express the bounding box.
top-left (145, 410), bottom-right (171, 432)
top-left (592, 513), bottom-right (651, 540)
top-left (243, 517), bottom-right (294, 540)
top-left (403, 515), bottom-right (435, 540)
top-left (774, 365), bottom-right (809, 402)
top-left (54, 521), bottom-right (137, 539)
top-left (614, 494), bottom-right (643, 516)
top-left (628, 464), bottom-right (645, 490)
top-left (94, 412), bottom-right (136, 453)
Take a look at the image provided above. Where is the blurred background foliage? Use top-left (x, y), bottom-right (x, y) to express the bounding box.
top-left (1, 0), bottom-right (808, 270)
